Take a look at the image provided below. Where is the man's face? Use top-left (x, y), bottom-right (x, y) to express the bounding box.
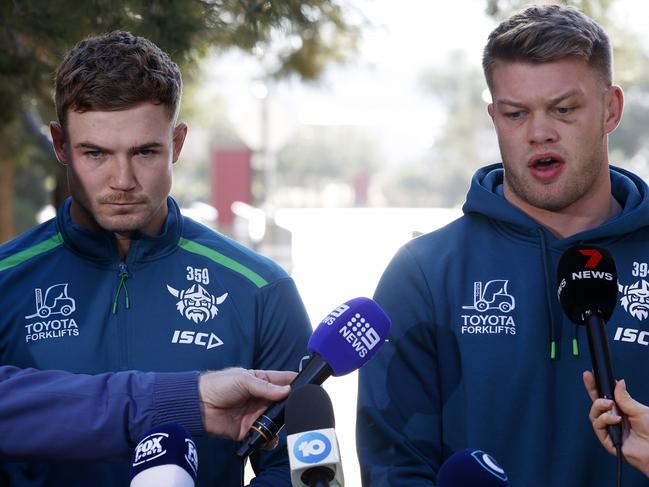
top-left (51, 103), bottom-right (187, 235)
top-left (488, 59), bottom-right (622, 214)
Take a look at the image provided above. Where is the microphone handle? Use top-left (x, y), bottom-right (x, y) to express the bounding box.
top-left (236, 354), bottom-right (333, 458)
top-left (585, 310), bottom-right (623, 448)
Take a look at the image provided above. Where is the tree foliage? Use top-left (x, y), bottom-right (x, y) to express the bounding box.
top-left (0, 0), bottom-right (360, 239)
top-left (1, 0), bottom-right (360, 127)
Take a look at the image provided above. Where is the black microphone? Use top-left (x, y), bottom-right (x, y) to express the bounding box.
top-left (437, 448), bottom-right (510, 486)
top-left (236, 297), bottom-right (391, 458)
top-left (129, 423), bottom-right (198, 487)
top-left (286, 384), bottom-right (344, 487)
top-left (557, 244), bottom-right (622, 448)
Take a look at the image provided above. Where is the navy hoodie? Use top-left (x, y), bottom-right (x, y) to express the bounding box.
top-left (358, 164), bottom-right (649, 486)
top-left (0, 197), bottom-right (312, 486)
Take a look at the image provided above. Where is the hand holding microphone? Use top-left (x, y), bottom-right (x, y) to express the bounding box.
top-left (584, 371), bottom-right (649, 478)
top-left (198, 367), bottom-right (296, 441)
top-left (557, 244), bottom-right (622, 449)
top-left (237, 297), bottom-right (391, 458)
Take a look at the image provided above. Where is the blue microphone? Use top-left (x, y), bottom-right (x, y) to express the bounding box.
top-left (437, 449), bottom-right (510, 487)
top-left (129, 423), bottom-right (198, 487)
top-left (236, 297), bottom-right (391, 457)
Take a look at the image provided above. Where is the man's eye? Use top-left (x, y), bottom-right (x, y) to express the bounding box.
top-left (505, 111), bottom-right (522, 119)
top-left (85, 151), bottom-right (103, 159)
top-left (137, 149), bottom-right (155, 156)
top-left (557, 106), bottom-right (572, 115)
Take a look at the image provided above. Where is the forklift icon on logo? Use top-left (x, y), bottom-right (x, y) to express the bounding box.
top-left (25, 283), bottom-right (76, 319)
top-left (462, 280), bottom-right (515, 313)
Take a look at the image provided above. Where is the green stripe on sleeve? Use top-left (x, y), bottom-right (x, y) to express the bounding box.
top-left (0, 233), bottom-right (64, 272)
top-left (179, 238), bottom-right (268, 288)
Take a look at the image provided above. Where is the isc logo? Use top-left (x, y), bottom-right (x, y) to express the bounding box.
top-left (171, 330), bottom-right (224, 350)
top-left (614, 327), bottom-right (649, 346)
top-left (133, 433), bottom-right (167, 465)
top-left (294, 432), bottom-right (332, 464)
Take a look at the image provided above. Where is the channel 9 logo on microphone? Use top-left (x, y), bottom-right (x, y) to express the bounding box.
top-left (293, 432), bottom-right (332, 464)
top-left (321, 303), bottom-right (381, 358)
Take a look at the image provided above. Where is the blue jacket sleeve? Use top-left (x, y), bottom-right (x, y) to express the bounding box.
top-left (0, 366), bottom-right (202, 461)
top-left (248, 278), bottom-right (312, 487)
top-left (357, 246), bottom-right (440, 485)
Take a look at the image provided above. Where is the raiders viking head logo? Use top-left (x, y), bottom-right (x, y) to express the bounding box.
top-left (166, 284), bottom-right (228, 324)
top-left (619, 280), bottom-right (649, 321)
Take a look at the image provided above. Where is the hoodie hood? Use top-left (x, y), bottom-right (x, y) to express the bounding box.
top-left (462, 163), bottom-right (649, 246)
top-left (462, 163), bottom-right (649, 359)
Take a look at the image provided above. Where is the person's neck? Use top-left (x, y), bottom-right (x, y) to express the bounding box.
top-left (114, 233), bottom-right (133, 261)
top-left (504, 185), bottom-right (622, 239)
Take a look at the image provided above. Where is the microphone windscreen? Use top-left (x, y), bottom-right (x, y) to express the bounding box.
top-left (557, 245), bottom-right (618, 324)
top-left (285, 384), bottom-right (335, 435)
top-left (130, 423), bottom-right (198, 487)
top-left (438, 449), bottom-right (509, 487)
top-left (308, 297), bottom-right (391, 376)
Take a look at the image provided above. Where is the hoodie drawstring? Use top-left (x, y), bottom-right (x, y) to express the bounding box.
top-left (538, 229), bottom-right (581, 359)
top-left (538, 229), bottom-right (559, 360)
top-left (572, 326), bottom-right (580, 356)
top-left (112, 262), bottom-right (131, 314)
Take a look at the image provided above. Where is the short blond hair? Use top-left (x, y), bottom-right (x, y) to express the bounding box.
top-left (483, 4), bottom-right (612, 90)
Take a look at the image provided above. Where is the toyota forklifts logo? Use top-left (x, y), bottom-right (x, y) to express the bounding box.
top-left (23, 283), bottom-right (80, 343)
top-left (25, 283), bottom-right (76, 319)
top-left (460, 280), bottom-right (517, 335)
top-left (462, 280), bottom-right (515, 313)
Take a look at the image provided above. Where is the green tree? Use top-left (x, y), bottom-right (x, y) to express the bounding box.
top-left (0, 0), bottom-right (360, 241)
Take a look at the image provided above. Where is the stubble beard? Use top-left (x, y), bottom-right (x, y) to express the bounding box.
top-left (504, 136), bottom-right (608, 212)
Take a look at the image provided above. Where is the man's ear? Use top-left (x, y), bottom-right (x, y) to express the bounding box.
top-left (50, 122), bottom-right (69, 166)
top-left (171, 122), bottom-right (188, 164)
top-left (604, 85), bottom-right (624, 134)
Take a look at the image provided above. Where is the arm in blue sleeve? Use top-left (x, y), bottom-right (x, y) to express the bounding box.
top-left (248, 278), bottom-right (312, 487)
top-left (0, 366), bottom-right (202, 462)
top-left (357, 246), bottom-right (440, 486)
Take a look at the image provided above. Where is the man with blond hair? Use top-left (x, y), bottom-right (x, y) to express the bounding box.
top-left (358, 5), bottom-right (649, 486)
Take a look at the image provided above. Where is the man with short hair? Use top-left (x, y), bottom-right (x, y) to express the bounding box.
top-left (357, 5), bottom-right (649, 486)
top-left (0, 31), bottom-right (311, 486)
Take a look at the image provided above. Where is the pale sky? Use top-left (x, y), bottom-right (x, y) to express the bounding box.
top-left (190, 0), bottom-right (649, 171)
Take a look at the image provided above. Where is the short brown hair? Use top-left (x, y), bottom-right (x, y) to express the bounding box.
top-left (55, 31), bottom-right (182, 126)
top-left (482, 4), bottom-right (612, 91)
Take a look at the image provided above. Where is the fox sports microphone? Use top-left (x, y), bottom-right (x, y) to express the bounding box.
top-left (437, 449), bottom-right (510, 487)
top-left (557, 244), bottom-right (622, 448)
top-left (286, 384), bottom-right (344, 487)
top-left (129, 423), bottom-right (198, 487)
top-left (237, 297), bottom-right (391, 458)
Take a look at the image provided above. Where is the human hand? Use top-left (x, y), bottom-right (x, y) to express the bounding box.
top-left (583, 370), bottom-right (649, 477)
top-left (198, 368), bottom-right (296, 444)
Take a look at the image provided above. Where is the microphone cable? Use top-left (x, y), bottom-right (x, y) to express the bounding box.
top-left (616, 444), bottom-right (622, 487)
